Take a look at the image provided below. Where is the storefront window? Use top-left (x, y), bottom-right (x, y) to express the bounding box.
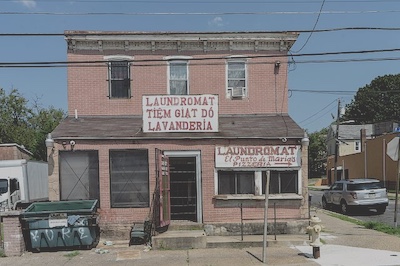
top-left (218, 171), bottom-right (254, 194)
top-left (110, 149), bottom-right (149, 207)
top-left (262, 170), bottom-right (298, 194)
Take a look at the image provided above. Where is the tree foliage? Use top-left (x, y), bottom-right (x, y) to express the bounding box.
top-left (0, 88), bottom-right (66, 161)
top-left (308, 128), bottom-right (328, 178)
top-left (344, 74), bottom-right (400, 123)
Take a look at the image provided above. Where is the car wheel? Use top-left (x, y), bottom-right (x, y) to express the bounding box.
top-left (322, 197), bottom-right (329, 210)
top-left (340, 200), bottom-right (349, 215)
top-left (377, 206), bottom-right (386, 214)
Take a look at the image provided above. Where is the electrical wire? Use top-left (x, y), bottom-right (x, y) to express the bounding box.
top-left (1, 48), bottom-right (400, 68)
top-left (3, 0), bottom-right (400, 3)
top-left (300, 104), bottom-right (338, 127)
top-left (297, 98), bottom-right (337, 124)
top-left (2, 10), bottom-right (400, 16)
top-left (3, 27), bottom-right (400, 37)
top-left (292, 0), bottom-right (326, 53)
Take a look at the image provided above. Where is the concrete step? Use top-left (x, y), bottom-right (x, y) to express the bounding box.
top-left (152, 230), bottom-right (207, 250)
top-left (168, 221), bottom-right (204, 231)
top-left (206, 234), bottom-right (309, 249)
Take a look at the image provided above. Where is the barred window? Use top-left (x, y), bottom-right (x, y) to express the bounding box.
top-left (110, 150), bottom-right (149, 208)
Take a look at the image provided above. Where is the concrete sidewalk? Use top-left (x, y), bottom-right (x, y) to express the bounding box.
top-left (2, 208), bottom-right (400, 265)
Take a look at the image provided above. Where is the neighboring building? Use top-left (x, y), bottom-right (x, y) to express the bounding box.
top-left (48, 30), bottom-right (309, 237)
top-left (326, 132), bottom-right (399, 189)
top-left (326, 121), bottom-right (398, 186)
top-left (0, 143), bottom-right (32, 160)
top-left (326, 123), bottom-right (374, 158)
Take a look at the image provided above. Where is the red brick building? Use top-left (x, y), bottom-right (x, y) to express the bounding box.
top-left (48, 31), bottom-right (309, 236)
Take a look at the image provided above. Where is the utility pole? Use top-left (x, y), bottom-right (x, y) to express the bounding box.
top-left (333, 99), bottom-right (341, 183)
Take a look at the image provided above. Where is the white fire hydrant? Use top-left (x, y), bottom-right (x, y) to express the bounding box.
top-left (307, 215), bottom-right (323, 258)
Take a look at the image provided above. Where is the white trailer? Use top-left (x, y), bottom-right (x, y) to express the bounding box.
top-left (0, 159), bottom-right (48, 211)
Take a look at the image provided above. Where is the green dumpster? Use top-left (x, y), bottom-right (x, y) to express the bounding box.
top-left (20, 200), bottom-right (99, 250)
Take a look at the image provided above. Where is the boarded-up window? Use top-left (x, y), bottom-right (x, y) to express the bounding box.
top-left (59, 150), bottom-right (100, 201)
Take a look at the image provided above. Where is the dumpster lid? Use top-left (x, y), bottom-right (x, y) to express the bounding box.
top-left (21, 200), bottom-right (98, 217)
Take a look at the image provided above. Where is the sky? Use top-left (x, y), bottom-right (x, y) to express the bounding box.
top-left (1, 0), bottom-right (400, 133)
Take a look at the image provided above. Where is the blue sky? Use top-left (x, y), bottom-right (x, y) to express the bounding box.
top-left (1, 0), bottom-right (400, 133)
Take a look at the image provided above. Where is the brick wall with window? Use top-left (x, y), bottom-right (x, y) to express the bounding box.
top-left (67, 53), bottom-right (288, 117)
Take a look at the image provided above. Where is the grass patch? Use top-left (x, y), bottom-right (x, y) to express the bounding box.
top-left (64, 251), bottom-right (80, 259)
top-left (0, 249), bottom-right (6, 257)
top-left (326, 212), bottom-right (400, 236)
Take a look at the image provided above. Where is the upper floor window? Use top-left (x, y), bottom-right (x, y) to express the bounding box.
top-left (105, 56), bottom-right (132, 99)
top-left (227, 59), bottom-right (247, 98)
top-left (168, 61), bottom-right (188, 95)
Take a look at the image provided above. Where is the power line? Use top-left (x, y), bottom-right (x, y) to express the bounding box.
top-left (300, 104), bottom-right (337, 128)
top-left (2, 27), bottom-right (400, 37)
top-left (1, 47), bottom-right (400, 68)
top-left (292, 0), bottom-right (326, 53)
top-left (2, 0), bottom-right (400, 3)
top-left (2, 10), bottom-right (400, 16)
top-left (290, 89), bottom-right (356, 95)
top-left (298, 98), bottom-right (337, 124)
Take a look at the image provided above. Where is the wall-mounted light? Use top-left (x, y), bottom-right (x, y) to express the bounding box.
top-left (70, 140), bottom-right (76, 151)
top-left (301, 132), bottom-right (310, 147)
top-left (45, 133), bottom-right (54, 149)
top-left (62, 141), bottom-right (67, 149)
top-left (280, 137), bottom-right (288, 143)
top-left (274, 61), bottom-right (280, 75)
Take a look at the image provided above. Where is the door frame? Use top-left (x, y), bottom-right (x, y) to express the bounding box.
top-left (163, 150), bottom-right (202, 223)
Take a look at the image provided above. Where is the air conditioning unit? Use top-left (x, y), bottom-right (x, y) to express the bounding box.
top-left (231, 87), bottom-right (245, 98)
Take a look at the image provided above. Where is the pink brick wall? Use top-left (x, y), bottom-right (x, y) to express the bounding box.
top-left (67, 52), bottom-right (288, 117)
top-left (56, 138), bottom-right (303, 227)
top-left (2, 215), bottom-right (25, 256)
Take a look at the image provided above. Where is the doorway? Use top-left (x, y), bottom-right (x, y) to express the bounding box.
top-left (165, 151), bottom-right (202, 222)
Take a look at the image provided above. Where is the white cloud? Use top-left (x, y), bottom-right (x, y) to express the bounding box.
top-left (208, 17), bottom-right (225, 27)
top-left (15, 0), bottom-right (37, 9)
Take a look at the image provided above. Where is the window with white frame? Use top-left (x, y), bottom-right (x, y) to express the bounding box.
top-left (217, 169), bottom-right (299, 195)
top-left (107, 59), bottom-right (131, 98)
top-left (227, 60), bottom-right (247, 97)
top-left (355, 141), bottom-right (361, 151)
top-left (169, 61), bottom-right (188, 95)
top-left (262, 170), bottom-right (298, 194)
top-left (218, 171), bottom-right (254, 194)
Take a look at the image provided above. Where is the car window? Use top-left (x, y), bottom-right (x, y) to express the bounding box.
top-left (347, 182), bottom-right (384, 191)
top-left (331, 183), bottom-right (343, 191)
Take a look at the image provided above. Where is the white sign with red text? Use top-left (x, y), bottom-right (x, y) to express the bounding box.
top-left (143, 95), bottom-right (218, 132)
top-left (215, 145), bottom-right (301, 168)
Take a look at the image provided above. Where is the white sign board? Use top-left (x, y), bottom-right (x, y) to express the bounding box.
top-left (387, 137), bottom-right (399, 161)
top-left (48, 213), bottom-right (68, 228)
top-left (215, 145), bottom-right (301, 168)
top-left (143, 95), bottom-right (218, 132)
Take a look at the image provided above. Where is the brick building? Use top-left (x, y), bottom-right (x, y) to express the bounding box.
top-left (48, 31), bottom-right (309, 236)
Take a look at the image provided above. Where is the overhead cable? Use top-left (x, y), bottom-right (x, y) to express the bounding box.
top-left (2, 10), bottom-right (400, 16)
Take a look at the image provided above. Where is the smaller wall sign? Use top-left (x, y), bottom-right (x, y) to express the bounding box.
top-left (143, 94), bottom-right (218, 132)
top-left (215, 145), bottom-right (301, 168)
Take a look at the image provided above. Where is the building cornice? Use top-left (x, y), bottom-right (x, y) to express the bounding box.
top-left (65, 31), bottom-right (299, 53)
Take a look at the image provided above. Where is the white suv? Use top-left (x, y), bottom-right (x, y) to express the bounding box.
top-left (322, 179), bottom-right (389, 214)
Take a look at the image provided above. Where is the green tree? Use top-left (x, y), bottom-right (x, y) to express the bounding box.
top-left (344, 74), bottom-right (400, 123)
top-left (308, 128), bottom-right (328, 178)
top-left (0, 88), bottom-right (65, 161)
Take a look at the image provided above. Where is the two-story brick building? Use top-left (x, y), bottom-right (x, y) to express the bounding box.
top-left (48, 30), bottom-right (309, 237)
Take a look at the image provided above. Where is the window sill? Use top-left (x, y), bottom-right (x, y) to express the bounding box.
top-left (213, 194), bottom-right (303, 201)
